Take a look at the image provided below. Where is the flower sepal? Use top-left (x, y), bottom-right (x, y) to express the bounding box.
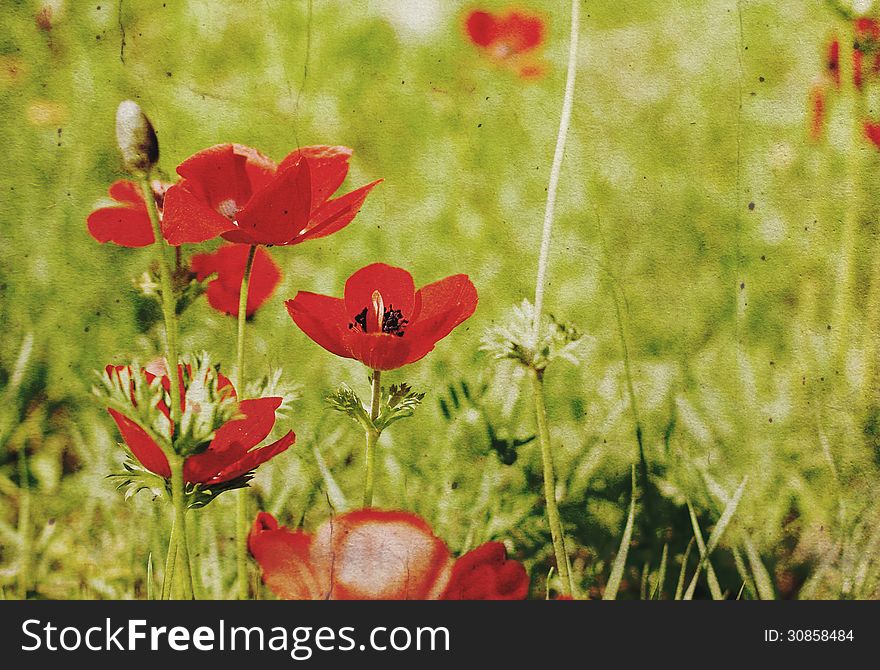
top-left (108, 450), bottom-right (255, 509)
top-left (373, 382), bottom-right (425, 432)
top-left (325, 380), bottom-right (425, 433)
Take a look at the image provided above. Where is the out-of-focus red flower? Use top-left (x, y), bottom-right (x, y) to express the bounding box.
top-left (285, 263), bottom-right (477, 371)
top-left (465, 8), bottom-right (547, 79)
top-left (248, 509), bottom-right (528, 600)
top-left (161, 144), bottom-right (381, 247)
top-left (865, 120), bottom-right (880, 149)
top-left (827, 38), bottom-right (841, 89)
top-left (87, 180), bottom-right (169, 247)
top-left (809, 85), bottom-right (826, 141)
top-left (854, 17), bottom-right (880, 90)
top-left (190, 244), bottom-right (282, 317)
top-left (105, 363), bottom-right (293, 484)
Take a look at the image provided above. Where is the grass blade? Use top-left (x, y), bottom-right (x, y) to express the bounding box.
top-left (674, 537), bottom-right (695, 600)
top-left (684, 476), bottom-right (748, 600)
top-left (603, 466), bottom-right (637, 600)
top-left (651, 542), bottom-right (668, 599)
top-left (146, 553), bottom-right (154, 601)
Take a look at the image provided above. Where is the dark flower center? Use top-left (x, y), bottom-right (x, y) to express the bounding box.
top-left (348, 296), bottom-right (408, 337)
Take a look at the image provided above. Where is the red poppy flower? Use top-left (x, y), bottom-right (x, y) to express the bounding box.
top-left (809, 84), bottom-right (826, 141)
top-left (865, 120), bottom-right (880, 149)
top-left (248, 509), bottom-right (528, 600)
top-left (87, 180), bottom-right (169, 247)
top-left (190, 244), bottom-right (282, 317)
top-left (105, 363), bottom-right (294, 485)
top-left (161, 144), bottom-right (381, 247)
top-left (827, 39), bottom-right (841, 89)
top-left (465, 8), bottom-right (546, 78)
top-left (285, 263), bottom-right (477, 371)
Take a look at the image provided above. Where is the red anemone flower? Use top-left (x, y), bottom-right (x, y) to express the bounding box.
top-left (248, 509), bottom-right (529, 600)
top-left (190, 244), bottom-right (282, 317)
top-left (865, 120), bottom-right (880, 149)
top-left (87, 180), bottom-right (169, 247)
top-left (465, 8), bottom-right (546, 78)
top-left (161, 144), bottom-right (381, 247)
top-left (105, 363), bottom-right (294, 485)
top-left (827, 38), bottom-right (841, 89)
top-left (285, 263), bottom-right (477, 371)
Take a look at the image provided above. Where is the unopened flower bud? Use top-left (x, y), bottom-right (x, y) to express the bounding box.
top-left (115, 100), bottom-right (159, 175)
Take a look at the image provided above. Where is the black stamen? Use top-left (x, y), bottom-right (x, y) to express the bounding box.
top-left (349, 307), bottom-right (369, 332)
top-left (381, 304), bottom-right (408, 336)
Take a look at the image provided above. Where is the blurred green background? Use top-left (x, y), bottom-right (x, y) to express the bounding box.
top-left (2, 0), bottom-right (879, 599)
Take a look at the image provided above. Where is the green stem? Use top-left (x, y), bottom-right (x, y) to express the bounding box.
top-left (170, 456), bottom-right (194, 600)
top-left (17, 446), bottom-right (31, 599)
top-left (362, 370), bottom-right (382, 507)
top-left (530, 368), bottom-right (573, 598)
top-left (234, 245), bottom-right (257, 600)
top-left (532, 0), bottom-right (579, 338)
top-left (140, 176), bottom-right (193, 599)
top-left (834, 30), bottom-right (866, 376)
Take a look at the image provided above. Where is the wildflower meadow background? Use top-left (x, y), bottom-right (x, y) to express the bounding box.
top-left (2, 0), bottom-right (880, 600)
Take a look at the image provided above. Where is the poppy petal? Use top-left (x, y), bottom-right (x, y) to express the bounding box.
top-left (191, 245), bottom-right (281, 317)
top-left (343, 332), bottom-right (415, 371)
top-left (310, 510), bottom-right (453, 600)
top-left (206, 430), bottom-right (295, 484)
top-left (108, 180), bottom-right (146, 207)
top-left (162, 183), bottom-right (236, 245)
top-left (286, 292), bottom-right (352, 359)
top-left (175, 143), bottom-right (259, 212)
top-left (248, 513), bottom-right (320, 600)
top-left (87, 205), bottom-right (155, 247)
top-left (441, 541), bottom-right (528, 600)
top-left (296, 179), bottom-right (382, 244)
top-left (343, 263), bottom-right (417, 327)
top-left (503, 11), bottom-right (544, 53)
top-left (278, 145), bottom-right (353, 205)
top-left (107, 408), bottom-right (171, 478)
top-left (466, 10), bottom-right (498, 47)
top-left (236, 158), bottom-right (312, 246)
top-left (401, 274), bottom-right (477, 365)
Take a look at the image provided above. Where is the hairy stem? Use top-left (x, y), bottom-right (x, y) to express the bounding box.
top-left (140, 176), bottom-right (192, 599)
top-left (235, 244), bottom-right (257, 600)
top-left (531, 368), bottom-right (573, 598)
top-left (532, 0), bottom-right (580, 338)
top-left (363, 370), bottom-right (382, 507)
top-left (169, 456), bottom-right (194, 600)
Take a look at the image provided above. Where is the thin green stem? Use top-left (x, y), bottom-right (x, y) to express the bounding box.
top-left (17, 446), bottom-right (31, 599)
top-left (235, 244), bottom-right (257, 600)
top-left (363, 370), bottom-right (382, 507)
top-left (834, 30), bottom-right (866, 376)
top-left (170, 456), bottom-right (194, 600)
top-left (140, 176), bottom-right (193, 599)
top-left (530, 368), bottom-right (573, 598)
top-left (532, 0), bottom-right (580, 339)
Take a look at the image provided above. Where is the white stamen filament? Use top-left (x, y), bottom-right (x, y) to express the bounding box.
top-left (372, 290), bottom-right (384, 332)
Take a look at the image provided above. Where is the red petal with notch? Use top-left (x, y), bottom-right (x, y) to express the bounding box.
top-left (249, 513), bottom-right (321, 600)
top-left (204, 430), bottom-right (294, 484)
top-left (107, 408), bottom-right (171, 478)
top-left (441, 541), bottom-right (529, 600)
top-left (87, 181), bottom-right (155, 247)
top-left (235, 158), bottom-right (312, 246)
